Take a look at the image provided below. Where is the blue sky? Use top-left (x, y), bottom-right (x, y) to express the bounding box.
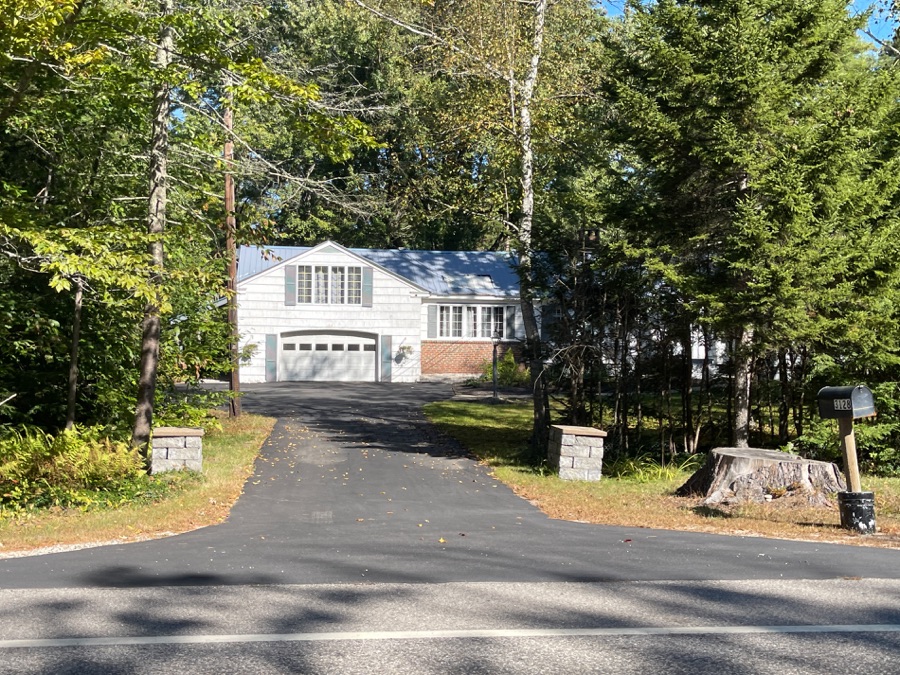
top-left (854, 0), bottom-right (897, 41)
top-left (600, 0), bottom-right (896, 44)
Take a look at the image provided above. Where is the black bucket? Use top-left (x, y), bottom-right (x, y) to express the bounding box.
top-left (838, 491), bottom-right (876, 534)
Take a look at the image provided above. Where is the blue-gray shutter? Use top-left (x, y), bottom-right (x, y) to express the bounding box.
top-left (505, 306), bottom-right (516, 339)
top-left (284, 266), bottom-right (297, 306)
top-left (362, 266), bottom-right (373, 307)
top-left (380, 335), bottom-right (392, 383)
top-left (265, 334), bottom-right (277, 382)
top-left (427, 305), bottom-right (438, 338)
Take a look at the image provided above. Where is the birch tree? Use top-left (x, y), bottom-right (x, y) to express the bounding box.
top-left (350, 0), bottom-right (604, 451)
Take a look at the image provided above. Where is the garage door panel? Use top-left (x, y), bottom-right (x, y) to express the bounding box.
top-left (279, 335), bottom-right (376, 382)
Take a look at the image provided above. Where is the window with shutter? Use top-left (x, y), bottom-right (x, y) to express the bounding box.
top-left (348, 267), bottom-right (362, 304)
top-left (297, 266), bottom-right (312, 303)
top-left (429, 305), bottom-right (516, 340)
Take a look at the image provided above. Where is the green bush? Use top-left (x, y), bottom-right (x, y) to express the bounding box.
top-left (479, 349), bottom-right (531, 387)
top-left (0, 425), bottom-right (191, 514)
top-left (155, 387), bottom-right (229, 432)
top-left (604, 452), bottom-right (705, 482)
top-left (796, 411), bottom-right (900, 476)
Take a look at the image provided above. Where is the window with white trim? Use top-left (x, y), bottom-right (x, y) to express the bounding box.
top-left (439, 306), bottom-right (463, 338)
top-left (331, 266), bottom-right (345, 304)
top-left (299, 265), bottom-right (363, 304)
top-left (435, 305), bottom-right (514, 339)
top-left (480, 306), bottom-right (504, 338)
top-left (348, 267), bottom-right (362, 304)
top-left (314, 266), bottom-right (329, 304)
top-left (298, 266), bottom-right (312, 303)
top-left (466, 307), bottom-right (479, 338)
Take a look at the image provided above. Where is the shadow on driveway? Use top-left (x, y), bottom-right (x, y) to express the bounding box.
top-left (2, 382), bottom-right (899, 589)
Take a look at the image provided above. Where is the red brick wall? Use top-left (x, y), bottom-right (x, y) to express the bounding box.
top-left (421, 341), bottom-right (518, 375)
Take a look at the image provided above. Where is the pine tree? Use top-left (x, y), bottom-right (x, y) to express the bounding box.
top-left (602, 0), bottom-right (900, 447)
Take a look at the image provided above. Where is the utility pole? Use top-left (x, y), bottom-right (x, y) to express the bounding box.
top-left (224, 75), bottom-right (241, 417)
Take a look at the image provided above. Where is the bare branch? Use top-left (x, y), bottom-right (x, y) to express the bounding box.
top-left (349, 0), bottom-right (516, 87)
top-left (863, 28), bottom-right (900, 59)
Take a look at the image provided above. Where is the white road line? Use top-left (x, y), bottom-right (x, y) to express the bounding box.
top-left (2, 625), bottom-right (900, 650)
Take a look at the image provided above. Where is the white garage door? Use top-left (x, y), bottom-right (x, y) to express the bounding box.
top-left (279, 335), bottom-right (377, 382)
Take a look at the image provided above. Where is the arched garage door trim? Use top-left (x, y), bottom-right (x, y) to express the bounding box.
top-left (281, 329), bottom-right (379, 341)
top-left (278, 330), bottom-right (380, 382)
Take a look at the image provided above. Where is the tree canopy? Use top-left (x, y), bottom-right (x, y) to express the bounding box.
top-left (2, 0), bottom-right (900, 473)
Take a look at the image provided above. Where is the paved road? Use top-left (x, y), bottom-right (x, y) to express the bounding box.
top-left (1, 382), bottom-right (898, 673)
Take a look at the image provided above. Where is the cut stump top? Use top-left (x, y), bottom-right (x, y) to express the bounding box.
top-left (677, 446), bottom-right (846, 505)
top-left (707, 447), bottom-right (800, 463)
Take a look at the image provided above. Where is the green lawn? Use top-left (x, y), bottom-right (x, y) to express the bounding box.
top-left (424, 400), bottom-right (900, 548)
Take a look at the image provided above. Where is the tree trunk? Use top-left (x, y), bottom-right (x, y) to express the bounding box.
top-left (224, 75), bottom-right (241, 418)
top-left (680, 325), bottom-right (694, 453)
top-left (64, 278), bottom-right (83, 431)
top-left (725, 338), bottom-right (734, 446)
top-left (516, 0), bottom-right (550, 456)
top-left (778, 348), bottom-right (790, 444)
top-left (677, 447), bottom-right (846, 506)
top-left (795, 347), bottom-right (808, 438)
top-left (693, 324), bottom-right (711, 451)
top-left (634, 324), bottom-right (643, 439)
top-left (569, 346), bottom-right (586, 425)
top-left (132, 0), bottom-right (173, 455)
top-left (733, 325), bottom-right (754, 448)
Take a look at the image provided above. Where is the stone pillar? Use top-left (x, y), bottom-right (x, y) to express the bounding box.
top-left (151, 427), bottom-right (204, 474)
top-left (548, 425), bottom-right (607, 481)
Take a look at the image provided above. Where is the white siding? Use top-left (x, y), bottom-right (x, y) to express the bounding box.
top-left (238, 248), bottom-right (423, 383)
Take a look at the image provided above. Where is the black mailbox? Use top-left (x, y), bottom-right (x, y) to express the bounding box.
top-left (817, 385), bottom-right (876, 420)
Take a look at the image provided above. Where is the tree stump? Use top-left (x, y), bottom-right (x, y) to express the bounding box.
top-left (676, 447), bottom-right (846, 506)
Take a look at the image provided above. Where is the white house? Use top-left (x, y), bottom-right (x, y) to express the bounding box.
top-left (236, 241), bottom-right (524, 383)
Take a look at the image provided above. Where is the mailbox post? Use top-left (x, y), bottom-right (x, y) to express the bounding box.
top-left (816, 385), bottom-right (876, 533)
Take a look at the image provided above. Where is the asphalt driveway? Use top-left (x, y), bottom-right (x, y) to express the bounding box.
top-left (1, 382), bottom-right (898, 589)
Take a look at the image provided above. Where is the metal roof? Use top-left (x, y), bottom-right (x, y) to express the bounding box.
top-left (237, 243), bottom-right (520, 298)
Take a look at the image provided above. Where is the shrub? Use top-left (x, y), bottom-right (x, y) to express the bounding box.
top-left (479, 349), bottom-right (531, 387)
top-left (155, 387), bottom-right (230, 432)
top-left (0, 425), bottom-right (186, 514)
top-left (796, 412), bottom-right (900, 476)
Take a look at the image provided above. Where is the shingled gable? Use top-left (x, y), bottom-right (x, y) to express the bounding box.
top-left (236, 241), bottom-right (519, 299)
top-left (237, 241), bottom-right (429, 294)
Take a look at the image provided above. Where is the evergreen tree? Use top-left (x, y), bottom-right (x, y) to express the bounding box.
top-left (601, 0), bottom-right (900, 447)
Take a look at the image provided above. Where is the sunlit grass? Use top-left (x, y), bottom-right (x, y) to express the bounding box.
top-left (0, 413), bottom-right (275, 553)
top-left (424, 401), bottom-right (900, 548)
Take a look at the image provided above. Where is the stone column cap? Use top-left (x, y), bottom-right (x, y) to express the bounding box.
top-left (153, 426), bottom-right (205, 437)
top-left (551, 424), bottom-right (607, 438)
